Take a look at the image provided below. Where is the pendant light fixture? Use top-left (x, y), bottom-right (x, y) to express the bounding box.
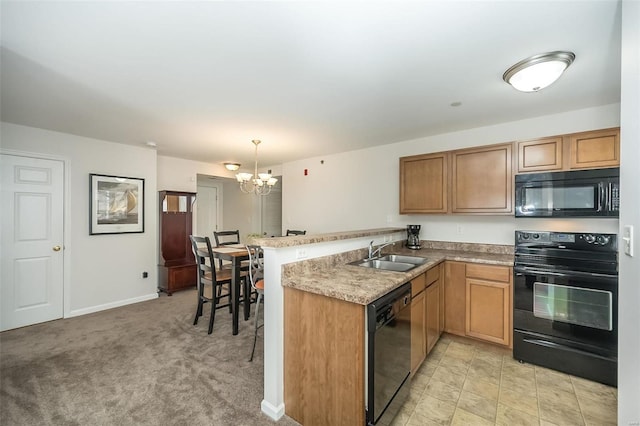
top-left (235, 140), bottom-right (278, 196)
top-left (503, 51), bottom-right (575, 92)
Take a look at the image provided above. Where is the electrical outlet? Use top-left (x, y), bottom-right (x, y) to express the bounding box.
top-left (456, 224), bottom-right (464, 235)
top-left (296, 249), bottom-right (308, 259)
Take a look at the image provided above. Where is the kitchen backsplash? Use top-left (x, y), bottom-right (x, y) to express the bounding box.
top-left (419, 240), bottom-right (514, 255)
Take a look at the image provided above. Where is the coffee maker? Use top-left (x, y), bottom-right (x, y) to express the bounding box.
top-left (406, 225), bottom-right (421, 249)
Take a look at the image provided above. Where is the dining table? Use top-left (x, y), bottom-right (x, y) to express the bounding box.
top-left (211, 244), bottom-right (251, 335)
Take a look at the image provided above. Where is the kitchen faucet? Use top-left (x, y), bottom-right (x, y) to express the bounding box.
top-left (368, 240), bottom-right (395, 260)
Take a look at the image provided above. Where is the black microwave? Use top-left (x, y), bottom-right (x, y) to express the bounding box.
top-left (515, 168), bottom-right (619, 218)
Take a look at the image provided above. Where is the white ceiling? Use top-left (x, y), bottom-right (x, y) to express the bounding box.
top-left (0, 1), bottom-right (622, 169)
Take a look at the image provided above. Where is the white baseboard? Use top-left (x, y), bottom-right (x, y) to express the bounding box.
top-left (67, 293), bottom-right (158, 318)
top-left (261, 399), bottom-right (285, 421)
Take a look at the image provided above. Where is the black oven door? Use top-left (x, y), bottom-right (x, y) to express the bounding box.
top-left (513, 266), bottom-right (618, 386)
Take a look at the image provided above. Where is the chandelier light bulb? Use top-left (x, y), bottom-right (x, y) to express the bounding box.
top-left (235, 140), bottom-right (278, 195)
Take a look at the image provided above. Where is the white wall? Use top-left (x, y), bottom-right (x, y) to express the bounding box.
top-left (159, 155), bottom-right (266, 243)
top-left (222, 178), bottom-right (258, 242)
top-left (0, 122), bottom-right (158, 315)
top-left (282, 104), bottom-right (620, 244)
top-left (618, 0), bottom-right (640, 422)
top-left (157, 155), bottom-right (233, 192)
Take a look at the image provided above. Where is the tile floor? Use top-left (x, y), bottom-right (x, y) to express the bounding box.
top-left (392, 334), bottom-right (617, 426)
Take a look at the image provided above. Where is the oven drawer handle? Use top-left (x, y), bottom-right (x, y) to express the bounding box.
top-left (514, 266), bottom-right (566, 276)
top-left (514, 265), bottom-right (617, 280)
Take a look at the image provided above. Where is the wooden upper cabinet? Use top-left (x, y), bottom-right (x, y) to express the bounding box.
top-left (399, 152), bottom-right (448, 214)
top-left (451, 143), bottom-right (513, 214)
top-left (569, 128), bottom-right (620, 169)
top-left (518, 137), bottom-right (563, 173)
top-left (516, 128), bottom-right (620, 173)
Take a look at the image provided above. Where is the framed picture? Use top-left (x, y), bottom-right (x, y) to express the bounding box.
top-left (90, 174), bottom-right (144, 235)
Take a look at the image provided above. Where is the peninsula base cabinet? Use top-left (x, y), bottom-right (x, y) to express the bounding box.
top-left (284, 287), bottom-right (365, 426)
top-left (444, 261), bottom-right (513, 348)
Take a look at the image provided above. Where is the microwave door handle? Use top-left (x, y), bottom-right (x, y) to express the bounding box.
top-left (607, 182), bottom-right (613, 210)
top-left (598, 182), bottom-right (605, 212)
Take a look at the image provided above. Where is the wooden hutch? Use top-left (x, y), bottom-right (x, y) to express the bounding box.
top-left (158, 191), bottom-right (197, 295)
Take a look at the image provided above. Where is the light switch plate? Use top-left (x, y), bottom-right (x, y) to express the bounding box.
top-left (623, 225), bottom-right (634, 257)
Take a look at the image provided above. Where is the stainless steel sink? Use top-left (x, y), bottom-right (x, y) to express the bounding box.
top-left (352, 259), bottom-right (417, 272)
top-left (378, 254), bottom-right (428, 265)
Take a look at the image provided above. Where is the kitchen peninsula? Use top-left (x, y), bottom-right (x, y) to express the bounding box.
top-left (252, 228), bottom-right (513, 424)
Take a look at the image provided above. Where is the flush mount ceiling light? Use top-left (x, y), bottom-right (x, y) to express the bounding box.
top-left (235, 140), bottom-right (278, 196)
top-left (223, 162), bottom-right (241, 171)
top-left (503, 51), bottom-right (575, 92)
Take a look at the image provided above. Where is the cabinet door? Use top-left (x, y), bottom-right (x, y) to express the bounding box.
top-left (569, 128), bottom-right (620, 169)
top-left (518, 137), bottom-right (563, 172)
top-left (444, 262), bottom-right (466, 336)
top-left (400, 152), bottom-right (448, 214)
top-left (465, 278), bottom-right (510, 346)
top-left (451, 143), bottom-right (513, 213)
top-left (425, 281), bottom-right (440, 354)
top-left (410, 290), bottom-right (426, 374)
top-left (438, 263), bottom-right (445, 335)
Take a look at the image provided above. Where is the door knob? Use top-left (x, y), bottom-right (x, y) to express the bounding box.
top-left (53, 246), bottom-right (61, 252)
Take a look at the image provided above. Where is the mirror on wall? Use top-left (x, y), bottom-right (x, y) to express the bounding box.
top-left (195, 174), bottom-right (282, 241)
top-left (162, 194), bottom-right (189, 213)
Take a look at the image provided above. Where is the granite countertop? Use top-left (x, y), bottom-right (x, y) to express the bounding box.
top-left (281, 245), bottom-right (514, 306)
top-left (253, 227), bottom-right (405, 248)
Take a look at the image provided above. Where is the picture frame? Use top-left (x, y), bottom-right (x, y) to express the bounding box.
top-left (89, 173), bottom-right (144, 235)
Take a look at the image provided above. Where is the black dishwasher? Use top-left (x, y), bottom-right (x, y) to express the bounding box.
top-left (366, 282), bottom-right (412, 425)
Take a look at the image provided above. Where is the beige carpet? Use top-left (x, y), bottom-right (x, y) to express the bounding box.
top-left (0, 289), bottom-right (299, 425)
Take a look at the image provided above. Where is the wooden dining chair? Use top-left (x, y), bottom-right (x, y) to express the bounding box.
top-left (246, 244), bottom-right (265, 362)
top-left (213, 230), bottom-right (240, 246)
top-left (189, 235), bottom-right (236, 334)
top-left (213, 230), bottom-right (241, 270)
top-left (286, 229), bottom-right (306, 236)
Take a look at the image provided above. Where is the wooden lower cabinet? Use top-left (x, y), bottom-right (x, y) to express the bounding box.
top-left (444, 261), bottom-right (467, 336)
top-left (444, 261), bottom-right (512, 347)
top-left (411, 272), bottom-right (426, 374)
top-left (425, 281), bottom-right (440, 354)
top-left (284, 287), bottom-right (365, 426)
top-left (411, 290), bottom-right (426, 373)
top-left (465, 278), bottom-right (510, 346)
top-left (438, 263), bottom-right (445, 335)
top-left (411, 265), bottom-right (445, 374)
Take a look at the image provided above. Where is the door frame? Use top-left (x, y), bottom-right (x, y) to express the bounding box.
top-left (1, 148), bottom-right (71, 319)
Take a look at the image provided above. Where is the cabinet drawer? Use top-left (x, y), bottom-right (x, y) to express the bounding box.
top-left (411, 273), bottom-right (426, 296)
top-left (466, 264), bottom-right (511, 283)
top-left (426, 265), bottom-right (440, 286)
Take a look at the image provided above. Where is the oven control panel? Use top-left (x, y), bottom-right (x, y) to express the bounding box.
top-left (516, 231), bottom-right (617, 250)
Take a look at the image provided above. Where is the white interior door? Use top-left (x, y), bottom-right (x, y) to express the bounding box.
top-left (196, 184), bottom-right (218, 238)
top-left (1, 154), bottom-right (65, 331)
